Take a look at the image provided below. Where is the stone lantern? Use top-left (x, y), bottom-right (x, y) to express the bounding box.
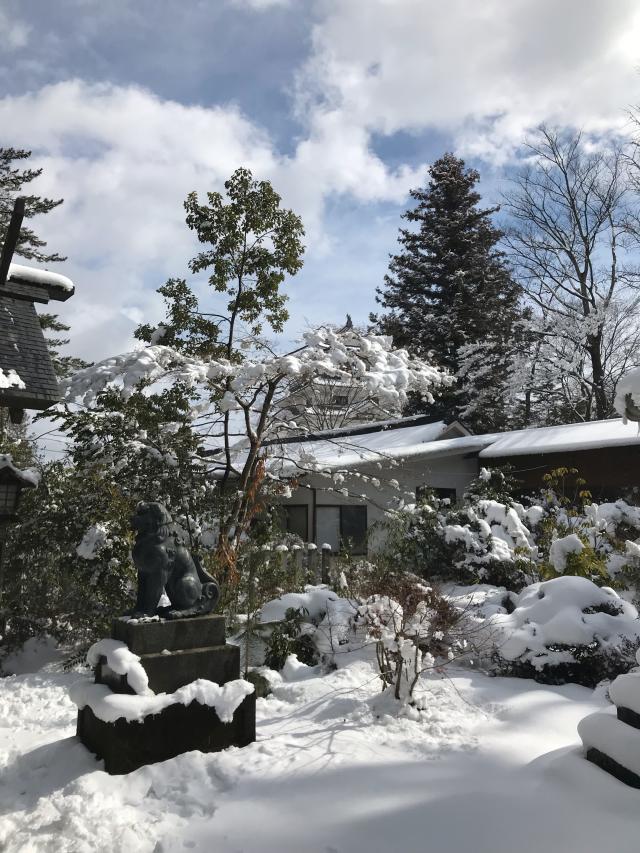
top-left (0, 455), bottom-right (38, 522)
top-left (0, 196), bottom-right (75, 424)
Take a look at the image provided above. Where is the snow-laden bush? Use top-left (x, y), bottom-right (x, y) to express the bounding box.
top-left (259, 577), bottom-right (486, 703)
top-left (488, 576), bottom-right (640, 687)
top-left (382, 468), bottom-right (539, 591)
top-left (381, 466), bottom-right (640, 595)
top-left (535, 468), bottom-right (640, 588)
top-left (263, 607), bottom-right (318, 671)
top-left (349, 577), bottom-right (468, 701)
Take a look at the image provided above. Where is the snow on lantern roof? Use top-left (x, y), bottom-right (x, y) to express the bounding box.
top-left (0, 454), bottom-right (40, 487)
top-left (478, 418), bottom-right (640, 459)
top-left (7, 262), bottom-right (74, 301)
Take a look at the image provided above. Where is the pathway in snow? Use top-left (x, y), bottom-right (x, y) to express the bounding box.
top-left (0, 657), bottom-right (638, 853)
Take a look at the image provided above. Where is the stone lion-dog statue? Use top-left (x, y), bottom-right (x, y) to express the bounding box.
top-left (130, 501), bottom-right (220, 619)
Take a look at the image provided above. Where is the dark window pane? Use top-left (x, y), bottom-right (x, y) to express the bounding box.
top-left (282, 505), bottom-right (308, 540)
top-left (316, 506), bottom-right (340, 551)
top-left (434, 487), bottom-right (457, 502)
top-left (416, 485), bottom-right (456, 503)
top-left (340, 505), bottom-right (367, 554)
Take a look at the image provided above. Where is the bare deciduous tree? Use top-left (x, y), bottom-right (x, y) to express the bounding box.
top-left (504, 127), bottom-right (640, 422)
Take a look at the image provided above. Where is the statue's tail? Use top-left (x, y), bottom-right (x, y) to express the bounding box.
top-left (193, 553), bottom-right (218, 585)
top-left (193, 553), bottom-right (220, 610)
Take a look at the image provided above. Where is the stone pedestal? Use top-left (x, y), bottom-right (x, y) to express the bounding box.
top-left (578, 655), bottom-right (640, 788)
top-left (76, 614), bottom-right (256, 775)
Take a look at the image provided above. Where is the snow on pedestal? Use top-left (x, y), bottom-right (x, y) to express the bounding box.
top-left (71, 614), bottom-right (256, 774)
top-left (578, 647), bottom-right (640, 788)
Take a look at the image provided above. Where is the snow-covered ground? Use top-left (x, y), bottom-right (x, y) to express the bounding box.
top-left (1, 650), bottom-right (639, 853)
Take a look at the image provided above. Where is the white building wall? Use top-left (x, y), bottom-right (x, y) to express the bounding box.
top-left (278, 451), bottom-right (479, 554)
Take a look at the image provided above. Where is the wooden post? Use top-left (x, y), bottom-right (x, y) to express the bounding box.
top-left (0, 197), bottom-right (25, 288)
top-left (306, 544), bottom-right (319, 584)
top-left (291, 546), bottom-right (303, 589)
top-left (321, 544), bottom-right (332, 584)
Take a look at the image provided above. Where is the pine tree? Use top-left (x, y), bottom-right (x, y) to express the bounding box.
top-left (0, 147), bottom-right (65, 262)
top-left (372, 153), bottom-right (523, 430)
top-left (38, 313), bottom-right (91, 378)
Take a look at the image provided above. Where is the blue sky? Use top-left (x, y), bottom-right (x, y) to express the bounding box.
top-left (2, 0), bottom-right (640, 362)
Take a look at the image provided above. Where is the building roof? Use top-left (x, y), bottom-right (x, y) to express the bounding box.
top-left (263, 415), bottom-right (640, 476)
top-left (0, 298), bottom-right (61, 410)
top-left (478, 418), bottom-right (640, 459)
top-left (266, 419), bottom-right (469, 474)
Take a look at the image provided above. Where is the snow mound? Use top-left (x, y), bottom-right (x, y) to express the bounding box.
top-left (548, 534), bottom-right (584, 572)
top-left (0, 636), bottom-right (63, 676)
top-left (69, 676), bottom-right (254, 724)
top-left (260, 584), bottom-right (338, 623)
top-left (609, 671), bottom-right (640, 716)
top-left (578, 711), bottom-right (640, 779)
top-left (490, 577), bottom-right (640, 685)
top-left (281, 654), bottom-right (322, 681)
top-left (86, 638), bottom-right (152, 696)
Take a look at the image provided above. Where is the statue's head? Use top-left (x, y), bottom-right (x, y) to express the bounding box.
top-left (131, 501), bottom-right (173, 536)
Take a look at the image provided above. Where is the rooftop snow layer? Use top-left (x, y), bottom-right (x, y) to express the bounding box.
top-left (231, 416), bottom-right (640, 478)
top-left (8, 263), bottom-right (74, 293)
top-left (267, 420), bottom-right (454, 473)
top-left (479, 418), bottom-right (640, 458)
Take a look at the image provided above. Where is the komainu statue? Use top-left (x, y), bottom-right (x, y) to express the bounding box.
top-left (130, 502), bottom-right (220, 619)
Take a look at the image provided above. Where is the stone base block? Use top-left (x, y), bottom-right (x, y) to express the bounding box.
top-left (112, 614), bottom-right (226, 654)
top-left (97, 643), bottom-right (241, 695)
top-left (617, 705), bottom-right (640, 731)
top-left (77, 693), bottom-right (256, 775)
top-left (586, 746), bottom-right (640, 789)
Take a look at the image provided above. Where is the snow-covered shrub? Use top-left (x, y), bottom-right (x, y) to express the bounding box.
top-left (382, 469), bottom-right (539, 591)
top-left (258, 576), bottom-right (485, 703)
top-left (489, 576), bottom-right (640, 687)
top-left (621, 540), bottom-right (640, 604)
top-left (352, 576), bottom-right (464, 700)
top-left (263, 607), bottom-right (318, 671)
top-left (535, 468), bottom-right (640, 588)
top-left (2, 462), bottom-right (136, 656)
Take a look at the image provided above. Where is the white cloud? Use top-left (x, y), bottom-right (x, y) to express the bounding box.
top-left (297, 0), bottom-right (640, 161)
top-left (0, 79), bottom-right (412, 359)
top-left (2, 1), bottom-right (640, 363)
top-left (0, 81), bottom-right (281, 358)
top-left (228, 0), bottom-right (291, 10)
top-left (0, 8), bottom-right (30, 50)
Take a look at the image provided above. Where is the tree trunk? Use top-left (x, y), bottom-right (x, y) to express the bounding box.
top-left (587, 332), bottom-right (609, 419)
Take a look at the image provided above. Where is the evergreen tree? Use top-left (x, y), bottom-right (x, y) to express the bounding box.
top-left (38, 313), bottom-right (91, 378)
top-left (0, 147), bottom-right (65, 262)
top-left (372, 153), bottom-right (523, 430)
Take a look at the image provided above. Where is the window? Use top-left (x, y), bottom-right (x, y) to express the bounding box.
top-left (279, 505), bottom-right (309, 540)
top-left (332, 395), bottom-right (349, 406)
top-left (316, 505), bottom-right (367, 554)
top-left (416, 485), bottom-right (457, 503)
top-left (340, 506), bottom-right (367, 553)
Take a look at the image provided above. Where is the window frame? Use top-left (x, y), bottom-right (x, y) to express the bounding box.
top-left (315, 503), bottom-right (368, 555)
top-left (416, 484), bottom-right (457, 503)
top-left (279, 503), bottom-right (309, 541)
